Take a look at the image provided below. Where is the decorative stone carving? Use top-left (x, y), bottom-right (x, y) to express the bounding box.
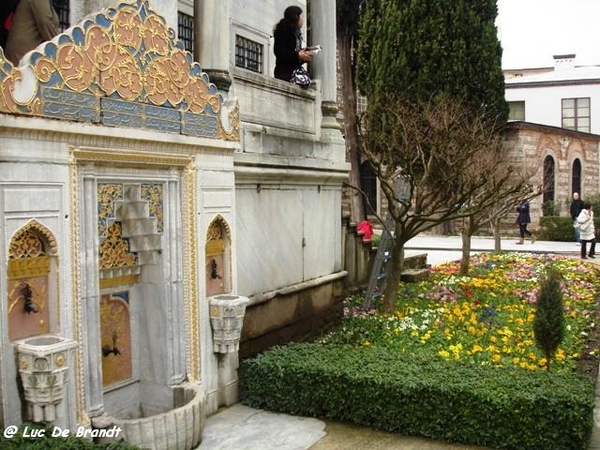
top-left (14, 335), bottom-right (78, 423)
top-left (209, 295), bottom-right (249, 353)
top-left (93, 383), bottom-right (206, 450)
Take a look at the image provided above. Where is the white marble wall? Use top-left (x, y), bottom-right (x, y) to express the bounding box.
top-left (0, 114), bottom-right (240, 427)
top-left (235, 169), bottom-right (345, 298)
top-left (0, 129), bottom-right (75, 430)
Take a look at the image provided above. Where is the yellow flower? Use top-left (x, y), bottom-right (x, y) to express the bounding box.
top-left (490, 336), bottom-right (497, 343)
top-left (438, 350), bottom-right (450, 359)
top-left (471, 344), bottom-right (483, 354)
top-left (492, 354), bottom-right (501, 363)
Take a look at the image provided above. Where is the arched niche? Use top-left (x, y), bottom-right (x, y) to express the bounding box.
top-left (572, 158), bottom-right (582, 196)
top-left (543, 155), bottom-right (556, 204)
top-left (205, 216), bottom-right (232, 296)
top-left (100, 292), bottom-right (132, 387)
top-left (6, 220), bottom-right (59, 341)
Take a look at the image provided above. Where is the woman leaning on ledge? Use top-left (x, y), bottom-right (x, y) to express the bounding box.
top-left (273, 5), bottom-right (313, 83)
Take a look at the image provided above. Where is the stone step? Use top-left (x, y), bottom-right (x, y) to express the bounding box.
top-left (400, 268), bottom-right (430, 283)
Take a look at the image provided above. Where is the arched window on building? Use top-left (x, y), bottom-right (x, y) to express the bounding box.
top-left (359, 161), bottom-right (377, 216)
top-left (572, 158), bottom-right (582, 195)
top-left (543, 155), bottom-right (555, 203)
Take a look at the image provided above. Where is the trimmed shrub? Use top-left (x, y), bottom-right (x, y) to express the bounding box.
top-left (539, 216), bottom-right (600, 241)
top-left (240, 343), bottom-right (594, 449)
top-left (538, 216), bottom-right (578, 241)
top-left (541, 200), bottom-right (560, 217)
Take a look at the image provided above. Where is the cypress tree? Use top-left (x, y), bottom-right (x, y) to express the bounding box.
top-left (357, 0), bottom-right (508, 125)
top-left (533, 266), bottom-right (566, 372)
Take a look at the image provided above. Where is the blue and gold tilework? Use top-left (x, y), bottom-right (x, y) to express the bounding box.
top-left (0, 0), bottom-right (239, 141)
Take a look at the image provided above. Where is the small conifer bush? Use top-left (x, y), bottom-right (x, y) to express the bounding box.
top-left (533, 266), bottom-right (566, 372)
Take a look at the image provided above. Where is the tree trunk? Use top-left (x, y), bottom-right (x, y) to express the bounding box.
top-left (383, 223), bottom-right (404, 312)
top-left (337, 34), bottom-right (365, 224)
top-left (460, 227), bottom-right (472, 275)
top-left (492, 218), bottom-right (502, 253)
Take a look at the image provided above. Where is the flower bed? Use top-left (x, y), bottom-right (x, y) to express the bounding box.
top-left (324, 253), bottom-right (599, 375)
top-left (241, 252), bottom-right (599, 449)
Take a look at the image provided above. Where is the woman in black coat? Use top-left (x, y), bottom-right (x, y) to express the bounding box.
top-left (516, 200), bottom-right (536, 244)
top-left (273, 5), bottom-right (312, 82)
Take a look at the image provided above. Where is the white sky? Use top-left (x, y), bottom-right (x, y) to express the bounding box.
top-left (496, 0), bottom-right (600, 69)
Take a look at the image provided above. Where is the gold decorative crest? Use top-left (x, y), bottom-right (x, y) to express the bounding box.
top-left (0, 0), bottom-right (239, 141)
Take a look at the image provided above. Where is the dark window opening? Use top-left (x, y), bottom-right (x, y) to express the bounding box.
top-left (572, 159), bottom-right (582, 195)
top-left (543, 156), bottom-right (555, 203)
top-left (52, 0), bottom-right (70, 32)
top-left (235, 35), bottom-right (263, 73)
top-left (177, 12), bottom-right (194, 54)
top-left (359, 161), bottom-right (377, 216)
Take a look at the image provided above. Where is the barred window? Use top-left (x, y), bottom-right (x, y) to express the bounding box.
top-left (52, 0), bottom-right (70, 32)
top-left (178, 12), bottom-right (194, 54)
top-left (235, 35), bottom-right (263, 73)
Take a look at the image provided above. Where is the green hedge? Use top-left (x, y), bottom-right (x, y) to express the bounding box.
top-left (0, 424), bottom-right (140, 449)
top-left (537, 216), bottom-right (600, 242)
top-left (240, 343), bottom-right (594, 449)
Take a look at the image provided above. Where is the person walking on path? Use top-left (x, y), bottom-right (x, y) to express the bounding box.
top-left (570, 192), bottom-right (585, 245)
top-left (576, 202), bottom-right (596, 259)
top-left (516, 200), bottom-right (535, 244)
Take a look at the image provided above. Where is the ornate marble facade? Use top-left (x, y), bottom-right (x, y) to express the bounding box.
top-left (0, 1), bottom-right (348, 447)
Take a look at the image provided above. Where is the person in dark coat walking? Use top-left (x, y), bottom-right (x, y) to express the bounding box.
top-left (516, 200), bottom-right (536, 244)
top-left (570, 192), bottom-right (585, 244)
top-left (273, 5), bottom-right (312, 83)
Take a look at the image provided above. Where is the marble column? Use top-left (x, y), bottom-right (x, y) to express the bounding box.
top-left (81, 176), bottom-right (104, 418)
top-left (195, 0), bottom-right (232, 93)
top-left (309, 1), bottom-right (341, 132)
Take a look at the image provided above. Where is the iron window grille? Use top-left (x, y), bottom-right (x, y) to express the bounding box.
top-left (178, 12), bottom-right (194, 54)
top-left (235, 35), bottom-right (263, 74)
top-left (52, 0), bottom-right (70, 32)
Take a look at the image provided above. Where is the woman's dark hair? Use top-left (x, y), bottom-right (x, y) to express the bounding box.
top-left (274, 5), bottom-right (303, 33)
top-left (584, 201), bottom-right (592, 209)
